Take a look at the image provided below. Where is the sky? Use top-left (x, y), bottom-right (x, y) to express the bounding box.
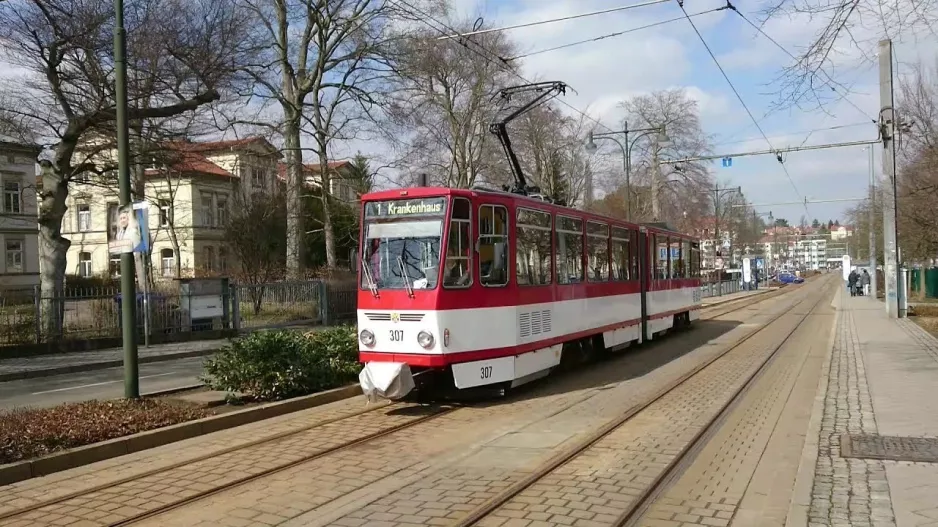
top-left (431, 0), bottom-right (938, 225)
top-left (2, 0), bottom-right (936, 226)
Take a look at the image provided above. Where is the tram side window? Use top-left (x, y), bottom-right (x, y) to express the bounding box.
top-left (681, 240), bottom-right (691, 279)
top-left (479, 204), bottom-right (509, 286)
top-left (610, 227), bottom-right (630, 281)
top-left (587, 221), bottom-right (609, 282)
top-left (630, 229), bottom-right (640, 280)
top-left (555, 215), bottom-right (584, 284)
top-left (443, 197), bottom-right (472, 288)
top-left (656, 236), bottom-right (669, 280)
top-left (516, 208), bottom-right (552, 286)
top-left (690, 243), bottom-right (700, 278)
top-left (671, 240), bottom-right (683, 278)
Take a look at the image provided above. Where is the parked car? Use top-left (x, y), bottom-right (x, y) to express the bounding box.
top-left (777, 272), bottom-right (804, 284)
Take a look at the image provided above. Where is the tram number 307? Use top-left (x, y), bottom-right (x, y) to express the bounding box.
top-left (480, 366), bottom-right (493, 379)
top-left (389, 330), bottom-right (404, 342)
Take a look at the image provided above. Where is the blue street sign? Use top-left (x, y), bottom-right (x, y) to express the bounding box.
top-left (722, 157), bottom-right (732, 167)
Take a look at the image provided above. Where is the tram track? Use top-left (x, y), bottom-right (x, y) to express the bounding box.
top-left (451, 276), bottom-right (835, 527)
top-left (0, 280), bottom-right (809, 527)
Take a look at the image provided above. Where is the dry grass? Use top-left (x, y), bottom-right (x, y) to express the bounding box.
top-left (0, 399), bottom-right (211, 465)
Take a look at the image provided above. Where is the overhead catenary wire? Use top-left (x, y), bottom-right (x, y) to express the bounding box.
top-left (507, 6), bottom-right (729, 61)
top-left (711, 121), bottom-right (872, 148)
top-left (389, 0), bottom-right (616, 134)
top-left (435, 0), bottom-right (669, 40)
top-left (675, 0), bottom-right (807, 214)
top-left (729, 7), bottom-right (877, 122)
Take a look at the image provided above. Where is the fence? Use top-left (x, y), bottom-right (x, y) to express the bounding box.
top-left (699, 279), bottom-right (741, 298)
top-left (0, 279), bottom-right (358, 347)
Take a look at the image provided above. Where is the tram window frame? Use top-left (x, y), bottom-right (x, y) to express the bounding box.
top-left (442, 197), bottom-right (472, 289)
top-left (691, 242), bottom-right (701, 278)
top-left (670, 239), bottom-right (683, 279)
top-left (515, 207), bottom-right (553, 286)
top-left (478, 204), bottom-right (509, 287)
top-left (555, 215), bottom-right (584, 285)
top-left (586, 221), bottom-right (610, 282)
top-left (681, 240), bottom-right (691, 279)
top-left (610, 226), bottom-right (631, 281)
top-left (655, 235), bottom-right (670, 280)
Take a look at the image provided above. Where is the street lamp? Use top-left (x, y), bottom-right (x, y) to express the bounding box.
top-left (585, 124), bottom-right (670, 221)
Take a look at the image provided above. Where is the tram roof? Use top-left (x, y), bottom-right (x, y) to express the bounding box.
top-left (361, 187), bottom-right (698, 241)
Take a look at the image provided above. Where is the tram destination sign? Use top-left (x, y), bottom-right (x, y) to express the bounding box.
top-left (365, 197), bottom-right (447, 218)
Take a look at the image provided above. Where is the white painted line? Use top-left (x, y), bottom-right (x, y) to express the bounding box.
top-left (31, 372), bottom-right (178, 395)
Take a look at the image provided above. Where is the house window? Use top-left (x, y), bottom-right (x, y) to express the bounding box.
top-left (219, 247), bottom-right (229, 273)
top-left (4, 182), bottom-right (21, 213)
top-left (204, 246), bottom-right (215, 272)
top-left (109, 256), bottom-right (121, 277)
top-left (160, 248), bottom-right (175, 277)
top-left (216, 194), bottom-right (228, 226)
top-left (159, 199), bottom-right (171, 227)
top-left (78, 251), bottom-right (93, 278)
top-left (77, 203), bottom-right (91, 231)
top-left (252, 167), bottom-right (265, 188)
top-left (5, 240), bottom-right (23, 273)
top-left (201, 194), bottom-right (214, 226)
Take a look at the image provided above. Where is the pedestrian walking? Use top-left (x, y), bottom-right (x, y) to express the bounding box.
top-left (861, 269), bottom-right (871, 296)
top-left (848, 269), bottom-right (858, 297)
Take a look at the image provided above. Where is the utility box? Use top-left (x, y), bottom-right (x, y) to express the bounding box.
top-left (176, 277), bottom-right (230, 331)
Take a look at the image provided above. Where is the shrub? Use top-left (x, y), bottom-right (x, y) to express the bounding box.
top-left (0, 400), bottom-right (209, 464)
top-left (201, 326), bottom-right (360, 400)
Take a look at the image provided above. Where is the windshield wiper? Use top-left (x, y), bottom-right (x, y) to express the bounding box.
top-left (397, 256), bottom-right (414, 298)
top-left (361, 256), bottom-right (379, 297)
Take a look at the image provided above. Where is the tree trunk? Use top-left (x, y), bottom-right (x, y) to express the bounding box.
top-left (168, 217), bottom-right (182, 278)
top-left (37, 159), bottom-right (70, 340)
top-left (319, 149), bottom-right (338, 269)
top-left (283, 117), bottom-right (304, 277)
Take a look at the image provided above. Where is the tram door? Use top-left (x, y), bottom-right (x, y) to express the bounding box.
top-left (638, 227), bottom-right (648, 343)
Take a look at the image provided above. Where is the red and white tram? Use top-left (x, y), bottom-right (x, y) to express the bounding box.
top-left (356, 187), bottom-right (702, 400)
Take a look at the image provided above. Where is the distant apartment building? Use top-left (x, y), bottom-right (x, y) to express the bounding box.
top-left (0, 137), bottom-right (41, 289)
top-left (58, 136), bottom-right (363, 280)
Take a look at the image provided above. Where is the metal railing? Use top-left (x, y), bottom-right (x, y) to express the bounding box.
top-left (699, 279), bottom-right (742, 298)
top-left (0, 279), bottom-right (358, 347)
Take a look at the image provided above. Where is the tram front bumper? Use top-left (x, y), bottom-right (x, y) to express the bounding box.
top-left (359, 361), bottom-right (416, 402)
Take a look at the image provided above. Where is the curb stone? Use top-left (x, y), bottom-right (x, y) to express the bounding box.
top-left (0, 383), bottom-right (363, 486)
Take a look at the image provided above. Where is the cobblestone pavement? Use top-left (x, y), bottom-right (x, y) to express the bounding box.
top-left (0, 396), bottom-right (385, 516)
top-left (0, 339), bottom-right (225, 377)
top-left (638, 281), bottom-right (836, 526)
top-left (435, 279), bottom-right (835, 527)
top-left (806, 292), bottom-right (897, 527)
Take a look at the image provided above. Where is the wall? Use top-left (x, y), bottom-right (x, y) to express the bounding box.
top-left (0, 144), bottom-right (41, 289)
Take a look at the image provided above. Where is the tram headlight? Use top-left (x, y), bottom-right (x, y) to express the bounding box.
top-left (359, 329), bottom-right (375, 347)
top-left (417, 330), bottom-right (434, 349)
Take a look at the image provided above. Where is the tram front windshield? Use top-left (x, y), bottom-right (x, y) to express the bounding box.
top-left (360, 197), bottom-right (447, 291)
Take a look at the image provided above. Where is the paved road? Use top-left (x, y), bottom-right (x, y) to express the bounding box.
top-left (0, 356), bottom-right (205, 410)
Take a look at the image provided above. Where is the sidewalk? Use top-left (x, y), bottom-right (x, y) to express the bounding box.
top-left (795, 291), bottom-right (938, 527)
top-left (0, 339), bottom-right (228, 382)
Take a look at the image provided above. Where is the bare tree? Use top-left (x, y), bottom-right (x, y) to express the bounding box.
top-left (616, 88), bottom-right (715, 224)
top-left (759, 0), bottom-right (938, 110)
top-left (224, 188), bottom-right (287, 314)
top-left (384, 12), bottom-right (518, 189)
top-left (239, 0), bottom-right (397, 274)
top-left (0, 0), bottom-right (256, 337)
top-left (511, 107), bottom-right (595, 206)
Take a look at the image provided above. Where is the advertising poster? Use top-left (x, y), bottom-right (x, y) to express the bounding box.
top-left (108, 202), bottom-right (150, 254)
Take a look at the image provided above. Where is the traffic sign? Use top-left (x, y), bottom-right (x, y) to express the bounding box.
top-left (722, 157), bottom-right (732, 167)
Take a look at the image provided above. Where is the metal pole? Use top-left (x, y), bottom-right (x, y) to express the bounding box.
top-left (879, 39), bottom-right (901, 318)
top-left (624, 126), bottom-right (631, 222)
top-left (868, 146), bottom-right (877, 299)
top-left (115, 0), bottom-right (139, 398)
top-left (651, 146), bottom-right (660, 221)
